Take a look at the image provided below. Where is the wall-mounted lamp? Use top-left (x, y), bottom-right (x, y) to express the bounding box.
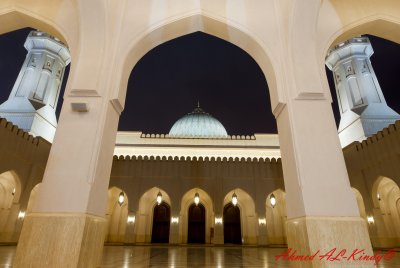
top-left (118, 192), bottom-right (125, 206)
top-left (127, 216), bottom-right (135, 224)
top-left (171, 217), bottom-right (179, 224)
top-left (215, 217), bottom-right (223, 224)
top-left (377, 193), bottom-right (381, 201)
top-left (18, 211), bottom-right (25, 220)
top-left (232, 192), bottom-right (238, 206)
top-left (258, 218), bottom-right (266, 226)
top-left (12, 188), bottom-right (15, 196)
top-left (270, 194), bottom-right (276, 208)
top-left (194, 192), bottom-right (200, 206)
top-left (367, 216), bottom-right (375, 224)
top-left (156, 191), bottom-right (162, 205)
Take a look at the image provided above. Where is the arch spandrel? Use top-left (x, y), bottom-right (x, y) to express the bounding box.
top-left (114, 12), bottom-right (284, 117)
top-left (318, 1), bottom-right (400, 64)
top-left (0, 5), bottom-right (79, 50)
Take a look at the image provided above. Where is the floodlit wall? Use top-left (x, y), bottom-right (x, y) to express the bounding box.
top-left (0, 118), bottom-right (50, 242)
top-left (343, 120), bottom-right (400, 247)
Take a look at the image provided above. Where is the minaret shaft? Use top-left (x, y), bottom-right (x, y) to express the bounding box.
top-left (326, 37), bottom-right (400, 147)
top-left (0, 31), bottom-right (71, 142)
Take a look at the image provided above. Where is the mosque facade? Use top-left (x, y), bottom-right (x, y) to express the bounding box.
top-left (0, 1), bottom-right (400, 267)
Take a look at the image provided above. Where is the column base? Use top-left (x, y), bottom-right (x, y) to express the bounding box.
top-left (14, 213), bottom-right (107, 268)
top-left (284, 216), bottom-right (374, 267)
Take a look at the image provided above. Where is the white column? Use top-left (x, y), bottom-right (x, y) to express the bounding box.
top-left (326, 36), bottom-right (400, 147)
top-left (0, 31), bottom-right (71, 142)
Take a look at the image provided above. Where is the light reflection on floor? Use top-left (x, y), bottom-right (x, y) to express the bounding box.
top-left (1, 245), bottom-right (400, 267)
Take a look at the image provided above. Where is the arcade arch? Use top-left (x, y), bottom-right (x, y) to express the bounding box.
top-left (136, 187), bottom-right (171, 243)
top-left (180, 188), bottom-right (214, 244)
top-left (105, 187), bottom-right (129, 243)
top-left (266, 189), bottom-right (287, 245)
top-left (222, 189), bottom-right (257, 244)
top-left (0, 170), bottom-right (21, 242)
top-left (116, 13), bottom-right (282, 115)
top-left (371, 176), bottom-right (400, 247)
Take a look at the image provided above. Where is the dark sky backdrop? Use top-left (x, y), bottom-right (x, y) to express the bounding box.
top-left (0, 28), bottom-right (400, 135)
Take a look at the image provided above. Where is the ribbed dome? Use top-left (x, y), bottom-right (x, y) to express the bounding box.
top-left (169, 105), bottom-right (228, 138)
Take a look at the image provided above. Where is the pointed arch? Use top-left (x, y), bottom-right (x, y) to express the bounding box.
top-left (115, 12), bottom-right (282, 116)
top-left (180, 188), bottom-right (214, 244)
top-left (266, 189), bottom-right (287, 245)
top-left (0, 170), bottom-right (22, 242)
top-left (136, 187), bottom-right (171, 243)
top-left (222, 188), bottom-right (257, 244)
top-left (105, 187), bottom-right (129, 243)
top-left (0, 7), bottom-right (75, 51)
top-left (371, 176), bottom-right (400, 247)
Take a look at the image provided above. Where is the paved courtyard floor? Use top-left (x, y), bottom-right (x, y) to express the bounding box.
top-left (1, 245), bottom-right (400, 267)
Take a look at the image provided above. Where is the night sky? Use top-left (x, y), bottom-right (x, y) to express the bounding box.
top-left (0, 28), bottom-right (400, 135)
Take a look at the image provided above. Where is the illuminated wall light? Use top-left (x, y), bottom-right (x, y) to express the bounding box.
top-left (270, 193), bottom-right (276, 208)
top-left (171, 217), bottom-right (179, 224)
top-left (118, 192), bottom-right (125, 206)
top-left (18, 211), bottom-right (25, 219)
top-left (156, 191), bottom-right (162, 205)
top-left (127, 216), bottom-right (135, 223)
top-left (12, 188), bottom-right (15, 196)
top-left (367, 216), bottom-right (375, 224)
top-left (377, 193), bottom-right (381, 201)
top-left (232, 192), bottom-right (238, 206)
top-left (258, 218), bottom-right (266, 226)
top-left (194, 192), bottom-right (200, 206)
top-left (215, 217), bottom-right (223, 224)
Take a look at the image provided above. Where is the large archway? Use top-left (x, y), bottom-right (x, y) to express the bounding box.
top-left (0, 170), bottom-right (21, 242)
top-left (222, 189), bottom-right (257, 244)
top-left (266, 189), bottom-right (287, 245)
top-left (136, 187), bottom-right (172, 243)
top-left (105, 187), bottom-right (129, 243)
top-left (115, 13), bottom-right (282, 118)
top-left (180, 188), bottom-right (214, 244)
top-left (371, 176), bottom-right (400, 247)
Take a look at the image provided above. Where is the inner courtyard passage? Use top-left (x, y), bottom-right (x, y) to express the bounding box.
top-left (1, 246), bottom-right (400, 268)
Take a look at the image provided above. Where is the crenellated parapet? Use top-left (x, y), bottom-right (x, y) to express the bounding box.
top-left (113, 154), bottom-right (282, 163)
top-left (343, 119), bottom-right (400, 196)
top-left (140, 133), bottom-right (256, 140)
top-left (344, 120), bottom-right (400, 152)
top-left (0, 117), bottom-right (50, 147)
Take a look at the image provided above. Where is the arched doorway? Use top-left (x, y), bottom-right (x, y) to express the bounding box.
top-left (0, 170), bottom-right (21, 242)
top-left (105, 187), bottom-right (129, 243)
top-left (188, 203), bottom-right (206, 244)
top-left (180, 188), bottom-right (214, 244)
top-left (266, 189), bottom-right (287, 245)
top-left (151, 202), bottom-right (170, 243)
top-left (223, 203), bottom-right (241, 244)
top-left (222, 189), bottom-right (257, 244)
top-left (136, 187), bottom-right (172, 243)
top-left (371, 176), bottom-right (400, 247)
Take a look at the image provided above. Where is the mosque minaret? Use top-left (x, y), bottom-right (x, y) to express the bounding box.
top-left (0, 31), bottom-right (70, 142)
top-left (326, 36), bottom-right (400, 147)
